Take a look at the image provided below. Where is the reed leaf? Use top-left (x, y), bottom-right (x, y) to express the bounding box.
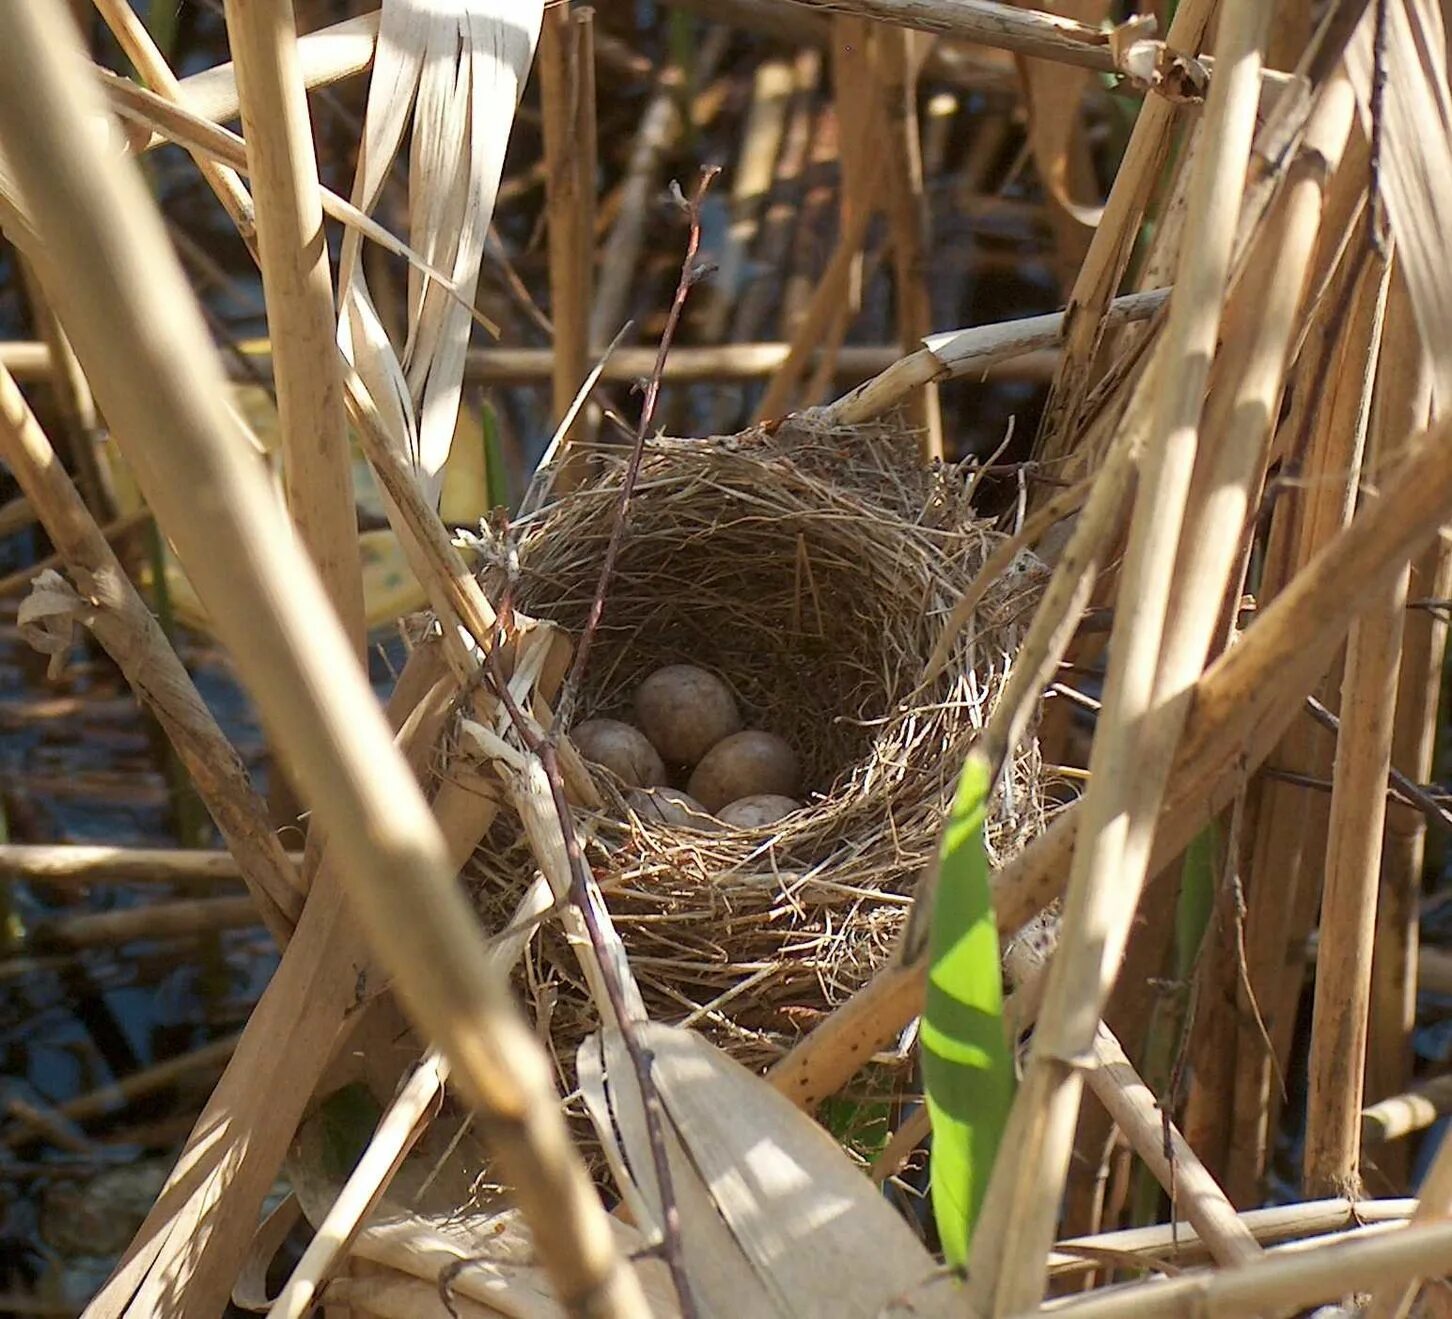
top-left (922, 749), bottom-right (1014, 1268)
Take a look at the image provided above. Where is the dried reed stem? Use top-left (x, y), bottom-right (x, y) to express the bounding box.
top-left (92, 0), bottom-right (256, 234)
top-left (1048, 1197), bottom-right (1414, 1281)
top-left (539, 1), bottom-right (597, 492)
top-left (1033, 1216), bottom-right (1452, 1318)
top-left (1367, 277), bottom-right (1440, 1188)
top-left (222, 0), bottom-right (364, 661)
top-left (967, 7), bottom-right (1271, 1305)
top-left (269, 1050), bottom-right (448, 1319)
top-left (0, 844), bottom-right (295, 887)
top-left (0, 363), bottom-right (302, 941)
top-left (1085, 1023), bottom-right (1261, 1266)
top-left (0, 509), bottom-right (150, 597)
top-left (31, 896), bottom-right (258, 948)
top-left (128, 10), bottom-right (382, 155)
top-left (1304, 254), bottom-right (1414, 1198)
top-left (0, 7), bottom-right (640, 1315)
top-left (819, 287), bottom-right (1167, 427)
top-left (1366, 1108), bottom-right (1452, 1317)
top-left (1228, 219), bottom-right (1389, 1203)
top-left (1363, 1074), bottom-right (1452, 1146)
top-left (590, 31), bottom-right (728, 348)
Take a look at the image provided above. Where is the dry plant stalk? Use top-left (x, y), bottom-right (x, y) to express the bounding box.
top-left (965, 7), bottom-right (1271, 1305)
top-left (0, 844), bottom-right (296, 887)
top-left (875, 26), bottom-right (942, 458)
top-left (1366, 1103), bottom-right (1452, 1318)
top-left (1304, 256), bottom-right (1414, 1199)
top-left (1085, 1024), bottom-right (1260, 1267)
top-left (539, 1), bottom-right (597, 490)
top-left (0, 362), bottom-right (302, 941)
top-left (31, 895), bottom-right (257, 947)
top-left (1228, 216), bottom-right (1389, 1203)
top-left (127, 10), bottom-right (382, 156)
top-left (820, 287), bottom-right (1167, 428)
top-left (92, 0), bottom-right (255, 233)
top-left (222, 0), bottom-right (364, 660)
top-left (1047, 1197), bottom-right (1414, 1281)
top-left (1039, 1214), bottom-right (1452, 1318)
top-left (0, 6), bottom-right (641, 1316)
top-left (1367, 276), bottom-right (1439, 1184)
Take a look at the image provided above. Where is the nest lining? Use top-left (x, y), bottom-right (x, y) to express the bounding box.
top-left (466, 420), bottom-right (1047, 1072)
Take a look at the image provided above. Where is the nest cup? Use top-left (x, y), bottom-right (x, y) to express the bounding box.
top-left (469, 421), bottom-right (1046, 1072)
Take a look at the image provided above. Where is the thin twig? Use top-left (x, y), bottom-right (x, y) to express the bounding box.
top-left (553, 167), bottom-right (721, 735)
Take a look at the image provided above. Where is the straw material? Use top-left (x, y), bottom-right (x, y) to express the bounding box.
top-left (465, 419), bottom-right (1048, 1073)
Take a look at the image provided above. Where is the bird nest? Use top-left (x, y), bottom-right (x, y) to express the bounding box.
top-left (466, 420), bottom-right (1047, 1076)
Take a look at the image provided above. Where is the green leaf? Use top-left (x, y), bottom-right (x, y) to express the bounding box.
top-left (921, 750), bottom-right (1015, 1268)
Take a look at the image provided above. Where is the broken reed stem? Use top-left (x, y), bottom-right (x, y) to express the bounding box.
top-left (819, 287), bottom-right (1167, 428)
top-left (539, 1), bottom-right (597, 492)
top-left (1304, 253), bottom-right (1410, 1199)
top-left (1362, 1074), bottom-right (1452, 1146)
top-left (0, 363), bottom-right (302, 941)
top-left (554, 167), bottom-right (719, 735)
top-left (1085, 1023), bottom-right (1261, 1266)
top-left (0, 7), bottom-right (643, 1315)
top-left (222, 0), bottom-right (364, 662)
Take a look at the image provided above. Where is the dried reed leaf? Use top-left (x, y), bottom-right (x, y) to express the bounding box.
top-left (339, 0), bottom-right (542, 506)
top-left (579, 1024), bottom-right (943, 1318)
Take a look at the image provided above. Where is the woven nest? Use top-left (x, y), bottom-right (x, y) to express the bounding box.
top-left (466, 420), bottom-right (1047, 1077)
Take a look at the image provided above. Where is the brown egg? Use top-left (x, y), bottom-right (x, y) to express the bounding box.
top-left (687, 730), bottom-right (800, 813)
top-left (571, 718), bottom-right (666, 788)
top-left (634, 664), bottom-right (741, 766)
top-left (717, 794), bottom-right (802, 828)
top-left (626, 787), bottom-right (721, 831)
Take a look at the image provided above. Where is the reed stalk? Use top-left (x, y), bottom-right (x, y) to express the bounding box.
top-left (967, 9), bottom-right (1271, 1309)
top-left (222, 0), bottom-right (364, 661)
top-left (92, 0), bottom-right (256, 235)
top-left (539, 1), bottom-right (597, 491)
top-left (1304, 257), bottom-right (1416, 1199)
